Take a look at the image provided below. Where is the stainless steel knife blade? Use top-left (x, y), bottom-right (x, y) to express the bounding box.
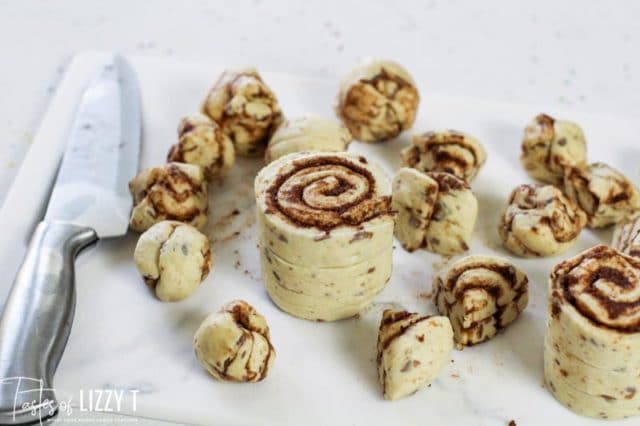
top-left (45, 54), bottom-right (141, 238)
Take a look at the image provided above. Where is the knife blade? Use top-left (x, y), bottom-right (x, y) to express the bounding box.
top-left (0, 54), bottom-right (141, 425)
top-left (45, 54), bottom-right (141, 237)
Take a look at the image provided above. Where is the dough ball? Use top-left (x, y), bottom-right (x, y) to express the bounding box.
top-left (129, 162), bottom-right (208, 232)
top-left (201, 68), bottom-right (283, 157)
top-left (392, 168), bottom-right (478, 255)
top-left (562, 162), bottom-right (640, 228)
top-left (264, 115), bottom-right (352, 163)
top-left (167, 114), bottom-right (235, 180)
top-left (401, 130), bottom-right (487, 182)
top-left (377, 310), bottom-right (453, 401)
top-left (521, 113), bottom-right (587, 184)
top-left (435, 255), bottom-right (529, 347)
top-left (134, 221), bottom-right (212, 302)
top-left (499, 184), bottom-right (587, 257)
top-left (336, 60), bottom-right (419, 142)
top-left (193, 300), bottom-right (275, 382)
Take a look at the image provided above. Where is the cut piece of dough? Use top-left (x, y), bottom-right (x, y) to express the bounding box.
top-left (401, 130), bottom-right (486, 182)
top-left (377, 310), bottom-right (453, 401)
top-left (392, 168), bottom-right (477, 255)
top-left (336, 59), bottom-right (419, 142)
top-left (562, 162), bottom-right (640, 228)
top-left (435, 255), bottom-right (528, 347)
top-left (520, 113), bottom-right (587, 185)
top-left (498, 183), bottom-right (587, 257)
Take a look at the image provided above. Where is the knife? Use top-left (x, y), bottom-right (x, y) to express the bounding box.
top-left (0, 55), bottom-right (141, 425)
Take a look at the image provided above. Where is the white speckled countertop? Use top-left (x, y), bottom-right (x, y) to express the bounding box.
top-left (0, 1), bottom-right (638, 425)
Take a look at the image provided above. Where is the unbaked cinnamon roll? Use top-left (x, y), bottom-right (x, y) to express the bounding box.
top-left (562, 162), bottom-right (640, 228)
top-left (265, 115), bottom-right (352, 163)
top-left (392, 168), bottom-right (478, 255)
top-left (521, 113), bottom-right (587, 184)
top-left (193, 300), bottom-right (275, 382)
top-left (498, 184), bottom-right (587, 257)
top-left (254, 152), bottom-right (395, 321)
top-left (377, 310), bottom-right (453, 401)
top-left (401, 130), bottom-right (487, 182)
top-left (435, 255), bottom-right (529, 347)
top-left (612, 216), bottom-right (640, 258)
top-left (167, 114), bottom-right (235, 180)
top-left (201, 68), bottom-right (283, 156)
top-left (129, 162), bottom-right (208, 232)
top-left (544, 245), bottom-right (640, 419)
top-left (336, 60), bottom-right (419, 142)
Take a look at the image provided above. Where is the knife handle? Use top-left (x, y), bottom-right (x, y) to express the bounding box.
top-left (0, 221), bottom-right (97, 425)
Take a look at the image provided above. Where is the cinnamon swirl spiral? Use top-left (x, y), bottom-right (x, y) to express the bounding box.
top-left (544, 245), bottom-right (640, 419)
top-left (498, 184), bottom-right (587, 257)
top-left (255, 152), bottom-right (395, 321)
top-left (435, 255), bottom-right (529, 347)
top-left (401, 130), bottom-right (487, 182)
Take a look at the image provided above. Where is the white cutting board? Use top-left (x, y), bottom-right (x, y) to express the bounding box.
top-left (0, 52), bottom-right (638, 426)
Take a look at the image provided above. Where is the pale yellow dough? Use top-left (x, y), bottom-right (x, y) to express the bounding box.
top-left (336, 59), bottom-right (419, 142)
top-left (520, 113), bottom-right (587, 184)
top-left (562, 162), bottom-right (640, 228)
top-left (167, 113), bottom-right (235, 180)
top-left (201, 68), bottom-right (283, 156)
top-left (544, 245), bottom-right (640, 419)
top-left (255, 151), bottom-right (395, 321)
top-left (134, 221), bottom-right (212, 302)
top-left (128, 162), bottom-right (208, 232)
top-left (377, 310), bottom-right (453, 401)
top-left (401, 130), bottom-right (486, 182)
top-left (435, 255), bottom-right (528, 347)
top-left (498, 184), bottom-right (587, 257)
top-left (265, 115), bottom-right (352, 163)
top-left (392, 168), bottom-right (477, 255)
top-left (193, 300), bottom-right (275, 382)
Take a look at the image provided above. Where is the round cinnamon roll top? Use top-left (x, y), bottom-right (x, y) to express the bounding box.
top-left (499, 184), bottom-right (587, 257)
top-left (550, 244), bottom-right (640, 333)
top-left (260, 153), bottom-right (393, 231)
top-left (201, 68), bottom-right (283, 156)
top-left (167, 114), bottom-right (235, 180)
top-left (562, 162), bottom-right (640, 228)
top-left (401, 130), bottom-right (487, 182)
top-left (521, 113), bottom-right (587, 184)
top-left (336, 59), bottom-right (419, 143)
